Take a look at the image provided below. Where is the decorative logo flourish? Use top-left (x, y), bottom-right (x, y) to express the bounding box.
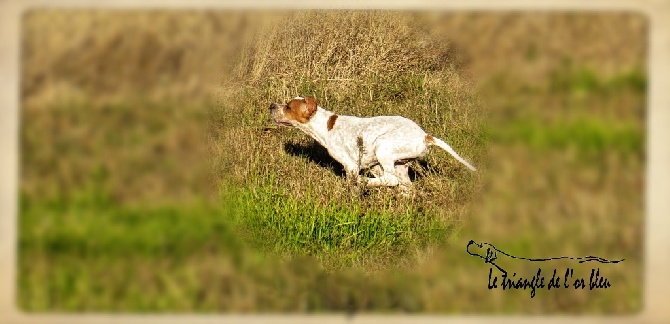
top-left (466, 239), bottom-right (624, 276)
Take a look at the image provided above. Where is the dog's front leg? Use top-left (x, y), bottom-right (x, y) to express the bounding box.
top-left (340, 160), bottom-right (362, 185)
top-left (345, 168), bottom-right (361, 183)
top-left (395, 163), bottom-right (412, 196)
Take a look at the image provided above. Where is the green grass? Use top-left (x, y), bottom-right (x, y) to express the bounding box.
top-left (19, 195), bottom-right (237, 311)
top-left (20, 194), bottom-right (243, 260)
top-left (550, 64), bottom-right (646, 96)
top-left (491, 117), bottom-right (644, 156)
top-left (228, 183), bottom-right (452, 266)
top-left (18, 185), bottom-right (443, 312)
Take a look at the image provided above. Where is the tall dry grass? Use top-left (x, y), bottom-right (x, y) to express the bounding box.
top-left (235, 12), bottom-right (464, 90)
top-left (22, 10), bottom-right (252, 107)
top-left (214, 11), bottom-right (484, 209)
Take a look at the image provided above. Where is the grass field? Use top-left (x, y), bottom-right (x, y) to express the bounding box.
top-left (19, 11), bottom-right (645, 313)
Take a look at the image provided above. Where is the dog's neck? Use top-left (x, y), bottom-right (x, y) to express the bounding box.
top-left (294, 106), bottom-right (335, 147)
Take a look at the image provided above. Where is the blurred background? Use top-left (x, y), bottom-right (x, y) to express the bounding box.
top-left (20, 10), bottom-right (645, 313)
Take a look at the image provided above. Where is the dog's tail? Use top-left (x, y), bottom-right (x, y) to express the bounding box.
top-left (426, 135), bottom-right (477, 171)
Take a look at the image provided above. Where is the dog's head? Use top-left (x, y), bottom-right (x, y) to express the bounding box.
top-left (269, 96), bottom-right (318, 127)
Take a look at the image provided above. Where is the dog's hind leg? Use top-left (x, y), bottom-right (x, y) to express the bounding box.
top-left (365, 148), bottom-right (400, 187)
top-left (394, 163), bottom-right (411, 186)
top-left (395, 163), bottom-right (412, 195)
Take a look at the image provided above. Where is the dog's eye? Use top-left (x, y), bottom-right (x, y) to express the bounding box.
top-left (286, 106), bottom-right (291, 110)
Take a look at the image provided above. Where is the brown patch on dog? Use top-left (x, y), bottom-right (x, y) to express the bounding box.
top-left (284, 97), bottom-right (318, 124)
top-left (425, 134), bottom-right (435, 145)
top-left (304, 96), bottom-right (317, 115)
top-left (327, 114), bottom-right (338, 131)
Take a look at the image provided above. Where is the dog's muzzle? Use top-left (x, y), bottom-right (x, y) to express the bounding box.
top-left (269, 103), bottom-right (291, 126)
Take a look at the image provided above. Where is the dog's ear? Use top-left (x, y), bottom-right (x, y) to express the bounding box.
top-left (304, 96), bottom-right (317, 115)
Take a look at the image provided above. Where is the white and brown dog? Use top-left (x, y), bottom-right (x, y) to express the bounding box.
top-left (269, 96), bottom-right (476, 191)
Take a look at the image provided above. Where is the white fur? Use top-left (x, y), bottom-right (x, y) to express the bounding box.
top-left (271, 100), bottom-right (476, 190)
